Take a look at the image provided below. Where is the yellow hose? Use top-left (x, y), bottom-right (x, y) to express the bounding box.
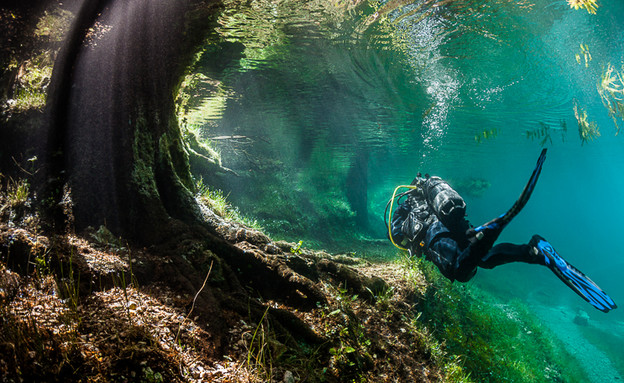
top-left (387, 184), bottom-right (420, 251)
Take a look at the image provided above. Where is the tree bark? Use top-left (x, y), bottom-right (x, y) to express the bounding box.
top-left (45, 0), bottom-right (219, 243)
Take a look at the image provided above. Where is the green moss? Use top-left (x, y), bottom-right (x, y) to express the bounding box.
top-left (131, 126), bottom-right (159, 200)
top-left (181, 123), bottom-right (221, 164)
top-left (3, 6), bottom-right (74, 114)
top-left (34, 7), bottom-right (74, 41)
top-left (158, 132), bottom-right (193, 192)
top-left (9, 52), bottom-right (54, 112)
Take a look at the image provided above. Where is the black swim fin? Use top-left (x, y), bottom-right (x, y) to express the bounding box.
top-left (468, 148), bottom-right (547, 240)
top-left (532, 235), bottom-right (617, 313)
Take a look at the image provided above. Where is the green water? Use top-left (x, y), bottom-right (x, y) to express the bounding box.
top-left (184, 0), bottom-right (624, 380)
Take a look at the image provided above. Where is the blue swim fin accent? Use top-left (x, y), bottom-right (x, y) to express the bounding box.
top-left (533, 235), bottom-right (617, 313)
top-left (470, 149), bottom-right (547, 237)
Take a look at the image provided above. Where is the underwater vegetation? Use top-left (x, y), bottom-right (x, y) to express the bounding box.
top-left (575, 44), bottom-right (592, 68)
top-left (573, 100), bottom-right (600, 145)
top-left (567, 0), bottom-right (599, 14)
top-left (409, 256), bottom-right (589, 383)
top-left (224, 167), bottom-right (365, 252)
top-left (474, 128), bottom-right (498, 144)
top-left (194, 178), bottom-right (261, 229)
top-left (1, 6), bottom-right (73, 115)
top-left (597, 63), bottom-right (624, 136)
top-left (525, 121), bottom-right (567, 146)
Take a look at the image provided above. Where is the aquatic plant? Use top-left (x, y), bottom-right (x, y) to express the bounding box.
top-left (575, 44), bottom-right (592, 68)
top-left (597, 64), bottom-right (624, 135)
top-left (195, 179), bottom-right (235, 219)
top-left (405, 257), bottom-right (589, 383)
top-left (4, 178), bottom-right (30, 207)
top-left (474, 128), bottom-right (498, 143)
top-left (525, 121), bottom-right (567, 146)
top-left (290, 240), bottom-right (304, 255)
top-left (195, 179), bottom-right (261, 229)
top-left (567, 0), bottom-right (598, 14)
top-left (599, 64), bottom-right (623, 94)
top-left (243, 306), bottom-right (276, 382)
top-left (573, 101), bottom-right (600, 145)
top-left (2, 5), bottom-right (72, 114)
top-left (7, 52), bottom-right (54, 113)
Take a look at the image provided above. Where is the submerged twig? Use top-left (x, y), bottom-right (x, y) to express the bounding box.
top-left (175, 260), bottom-right (213, 344)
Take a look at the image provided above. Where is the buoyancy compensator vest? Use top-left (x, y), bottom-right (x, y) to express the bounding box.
top-left (386, 174), bottom-right (467, 253)
top-left (388, 191), bottom-right (435, 253)
top-left (403, 197), bottom-right (436, 250)
top-left (386, 174), bottom-right (432, 252)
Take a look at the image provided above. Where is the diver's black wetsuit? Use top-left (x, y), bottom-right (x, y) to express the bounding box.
top-left (391, 176), bottom-right (544, 282)
top-left (424, 218), bottom-right (543, 282)
top-left (390, 170), bottom-right (617, 313)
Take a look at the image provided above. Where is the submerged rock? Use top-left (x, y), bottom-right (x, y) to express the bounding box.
top-left (574, 310), bottom-right (590, 326)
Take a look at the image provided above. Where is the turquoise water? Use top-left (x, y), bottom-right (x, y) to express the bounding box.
top-left (186, 0), bottom-right (624, 379)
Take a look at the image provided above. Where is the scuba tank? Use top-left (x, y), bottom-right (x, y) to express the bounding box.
top-left (424, 176), bottom-right (466, 228)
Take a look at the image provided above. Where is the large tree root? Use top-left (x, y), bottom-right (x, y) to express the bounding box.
top-left (1, 214), bottom-right (441, 381)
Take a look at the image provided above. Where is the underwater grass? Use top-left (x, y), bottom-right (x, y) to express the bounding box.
top-left (195, 178), bottom-right (262, 230)
top-left (4, 178), bottom-right (30, 207)
top-left (409, 257), bottom-right (589, 383)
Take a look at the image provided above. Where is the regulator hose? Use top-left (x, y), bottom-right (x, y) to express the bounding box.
top-left (385, 184), bottom-right (419, 251)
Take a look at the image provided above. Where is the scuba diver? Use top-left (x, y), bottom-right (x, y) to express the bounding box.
top-left (385, 149), bottom-right (617, 313)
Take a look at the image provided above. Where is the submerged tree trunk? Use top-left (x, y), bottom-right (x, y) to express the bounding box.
top-left (42, 0), bottom-right (334, 346)
top-left (346, 149), bottom-right (369, 228)
top-left (45, 0), bottom-right (217, 243)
